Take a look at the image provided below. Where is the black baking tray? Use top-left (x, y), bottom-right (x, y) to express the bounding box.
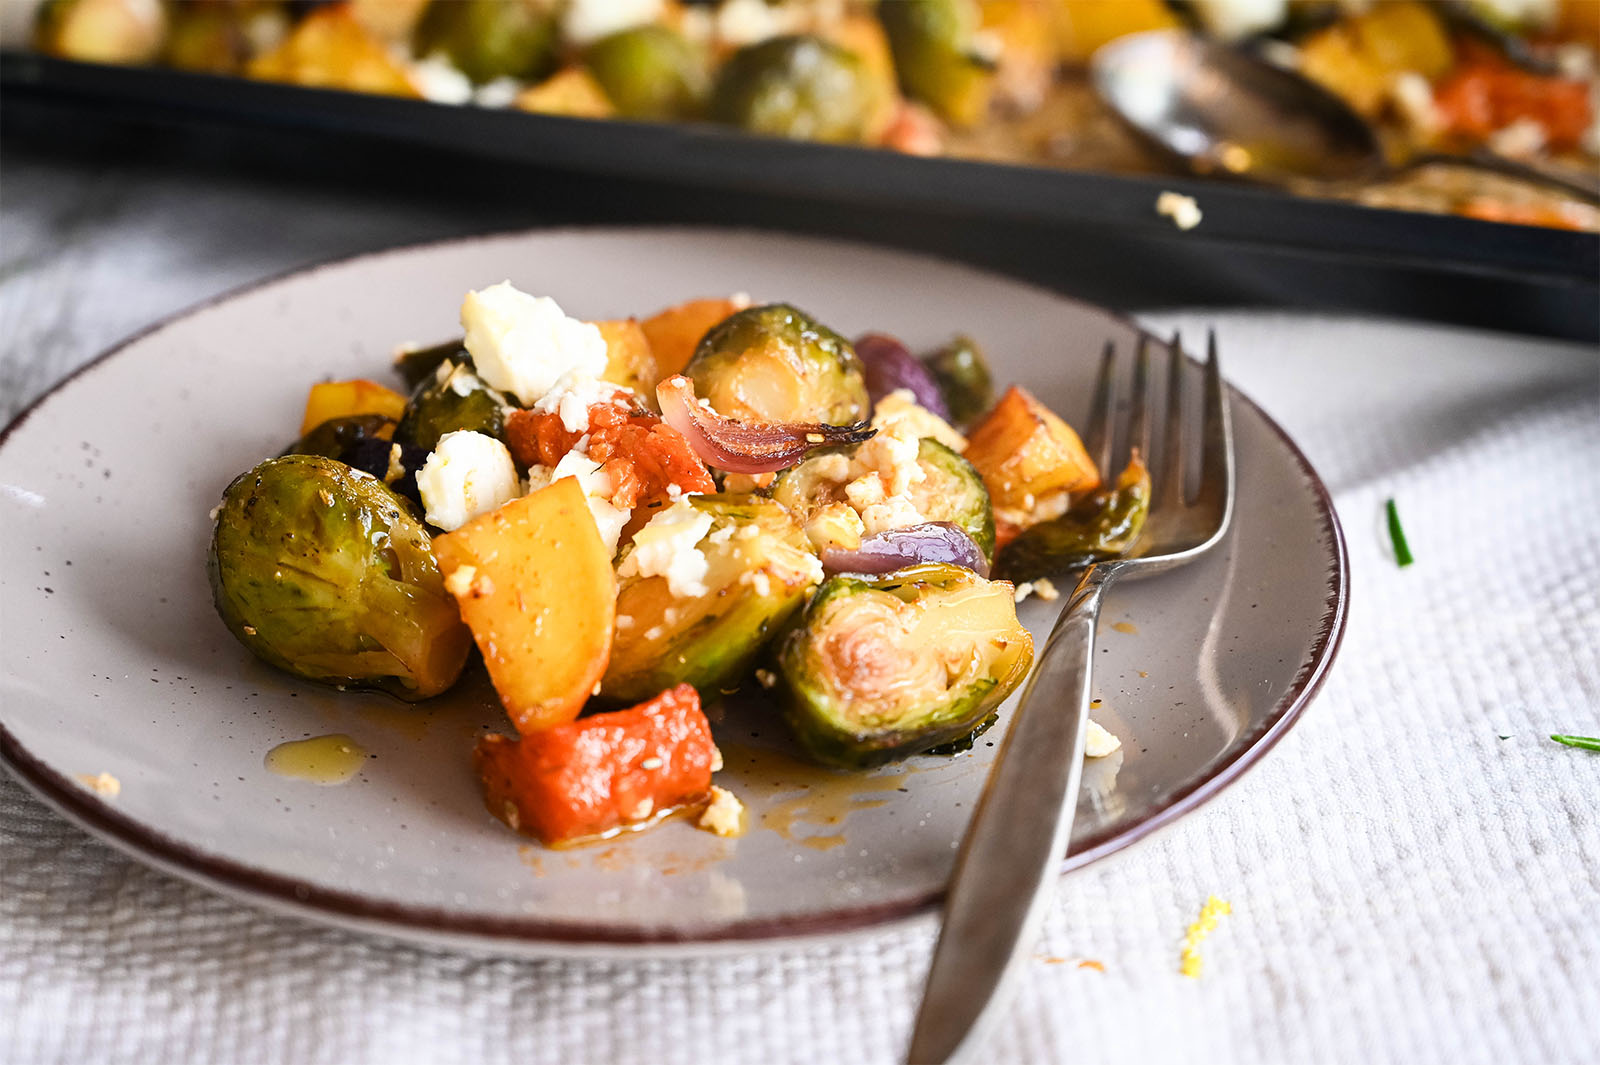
top-left (3, 50), bottom-right (1596, 341)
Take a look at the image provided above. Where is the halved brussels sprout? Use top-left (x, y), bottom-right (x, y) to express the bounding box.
top-left (208, 454), bottom-right (471, 700)
top-left (709, 34), bottom-right (880, 143)
top-left (584, 24), bottom-right (708, 119)
top-left (777, 563), bottom-right (1033, 768)
top-left (878, 0), bottom-right (997, 126)
top-left (772, 437), bottom-right (995, 561)
top-left (997, 454), bottom-right (1151, 583)
top-left (602, 493), bottom-right (821, 704)
top-left (396, 358), bottom-right (513, 452)
top-left (685, 303), bottom-right (869, 425)
top-left (412, 0), bottom-right (556, 85)
top-left (922, 333), bottom-right (994, 427)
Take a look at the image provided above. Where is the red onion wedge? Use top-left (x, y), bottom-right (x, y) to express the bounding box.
top-left (656, 375), bottom-right (875, 475)
top-left (821, 522), bottom-right (990, 579)
top-left (854, 333), bottom-right (950, 419)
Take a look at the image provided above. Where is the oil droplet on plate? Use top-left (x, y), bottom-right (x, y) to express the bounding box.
top-left (719, 742), bottom-right (917, 851)
top-left (264, 734), bottom-right (368, 785)
top-left (1110, 621), bottom-right (1139, 635)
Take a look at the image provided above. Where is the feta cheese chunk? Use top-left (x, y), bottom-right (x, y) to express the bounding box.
top-left (872, 389), bottom-right (967, 452)
top-left (1157, 191), bottom-right (1203, 231)
top-left (416, 430), bottom-right (520, 531)
top-left (409, 53), bottom-right (473, 105)
top-left (1189, 0), bottom-right (1287, 41)
top-left (526, 447), bottom-right (632, 555)
top-left (459, 282), bottom-right (607, 406)
top-left (698, 785), bottom-right (746, 837)
top-left (563, 0), bottom-right (663, 44)
top-left (618, 499), bottom-right (715, 598)
top-left (1085, 720), bottom-right (1122, 758)
top-left (533, 370), bottom-right (627, 434)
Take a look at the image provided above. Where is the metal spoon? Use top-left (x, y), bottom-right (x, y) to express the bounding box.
top-left (1091, 29), bottom-right (1600, 204)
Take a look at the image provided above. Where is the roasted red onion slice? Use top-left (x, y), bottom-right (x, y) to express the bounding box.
top-left (656, 375), bottom-right (875, 474)
top-left (854, 332), bottom-right (950, 419)
top-left (821, 522), bottom-right (990, 578)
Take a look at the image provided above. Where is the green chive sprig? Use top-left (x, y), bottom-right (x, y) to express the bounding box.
top-left (1385, 498), bottom-right (1413, 568)
top-left (1550, 734), bottom-right (1600, 752)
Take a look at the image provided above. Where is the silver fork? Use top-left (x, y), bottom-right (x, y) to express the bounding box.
top-left (906, 330), bottom-right (1236, 1064)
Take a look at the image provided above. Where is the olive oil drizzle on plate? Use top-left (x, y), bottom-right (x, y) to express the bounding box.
top-left (264, 734), bottom-right (369, 785)
top-left (719, 742), bottom-right (918, 852)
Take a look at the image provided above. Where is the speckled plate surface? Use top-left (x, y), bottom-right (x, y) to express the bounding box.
top-left (0, 227), bottom-right (1346, 956)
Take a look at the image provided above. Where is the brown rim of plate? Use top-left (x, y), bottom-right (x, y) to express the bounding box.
top-left (0, 224), bottom-right (1349, 950)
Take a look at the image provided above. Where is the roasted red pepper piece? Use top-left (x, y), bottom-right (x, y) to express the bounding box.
top-left (474, 683), bottom-right (718, 846)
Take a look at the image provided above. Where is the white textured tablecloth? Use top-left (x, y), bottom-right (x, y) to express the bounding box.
top-left (2, 150), bottom-right (1597, 1065)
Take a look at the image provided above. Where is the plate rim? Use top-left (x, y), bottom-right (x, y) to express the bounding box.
top-left (0, 223), bottom-right (1349, 951)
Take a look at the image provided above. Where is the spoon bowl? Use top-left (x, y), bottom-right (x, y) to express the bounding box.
top-left (1092, 29), bottom-right (1383, 185)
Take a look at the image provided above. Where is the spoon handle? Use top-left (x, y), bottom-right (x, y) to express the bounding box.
top-left (905, 563), bottom-right (1112, 1065)
top-left (1405, 149), bottom-right (1600, 205)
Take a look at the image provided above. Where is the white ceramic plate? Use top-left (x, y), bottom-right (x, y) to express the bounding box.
top-left (0, 228), bottom-right (1346, 956)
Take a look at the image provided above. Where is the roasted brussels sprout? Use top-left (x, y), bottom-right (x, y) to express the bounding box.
top-left (878, 0), bottom-right (997, 126)
top-left (922, 334), bottom-right (994, 427)
top-left (709, 34), bottom-right (880, 143)
top-left (685, 303), bottom-right (869, 425)
top-left (283, 413), bottom-right (395, 462)
top-left (602, 494), bottom-right (822, 704)
top-left (584, 24), bottom-right (708, 119)
top-left (412, 0), bottom-right (556, 85)
top-left (772, 437), bottom-right (996, 562)
top-left (281, 415), bottom-right (426, 507)
top-left (777, 563), bottom-right (1033, 768)
top-left (396, 359), bottom-right (513, 452)
top-left (997, 455), bottom-right (1151, 583)
top-left (393, 339), bottom-right (465, 389)
top-left (208, 454), bottom-right (471, 701)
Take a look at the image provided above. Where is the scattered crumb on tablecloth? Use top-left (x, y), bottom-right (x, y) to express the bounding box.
top-left (77, 772), bottom-right (120, 798)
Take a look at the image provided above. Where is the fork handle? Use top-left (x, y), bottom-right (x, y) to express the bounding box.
top-left (906, 563), bottom-right (1114, 1065)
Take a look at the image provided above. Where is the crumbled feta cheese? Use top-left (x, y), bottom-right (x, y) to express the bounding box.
top-left (710, 745), bottom-right (724, 772)
top-left (1389, 72), bottom-right (1441, 142)
top-left (410, 53), bottom-right (473, 105)
top-left (472, 77), bottom-right (521, 109)
top-left (459, 282), bottom-right (607, 406)
top-left (383, 443), bottom-right (406, 485)
top-left (533, 370), bottom-right (624, 434)
top-left (443, 565), bottom-right (477, 598)
top-left (563, 0), bottom-right (663, 44)
top-left (853, 421), bottom-right (925, 498)
top-left (1488, 117), bottom-right (1547, 160)
top-left (536, 448), bottom-right (631, 555)
top-left (809, 452), bottom-right (851, 483)
top-left (714, 0), bottom-right (806, 46)
top-left (859, 495), bottom-right (925, 537)
top-left (872, 389), bottom-right (967, 452)
top-left (618, 499), bottom-right (714, 597)
top-left (1157, 191), bottom-right (1203, 231)
top-left (1085, 720), bottom-right (1122, 758)
top-left (698, 785), bottom-right (745, 837)
top-left (416, 430), bottom-right (520, 531)
top-left (1014, 581), bottom-right (1035, 604)
top-left (1189, 0), bottom-right (1288, 41)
